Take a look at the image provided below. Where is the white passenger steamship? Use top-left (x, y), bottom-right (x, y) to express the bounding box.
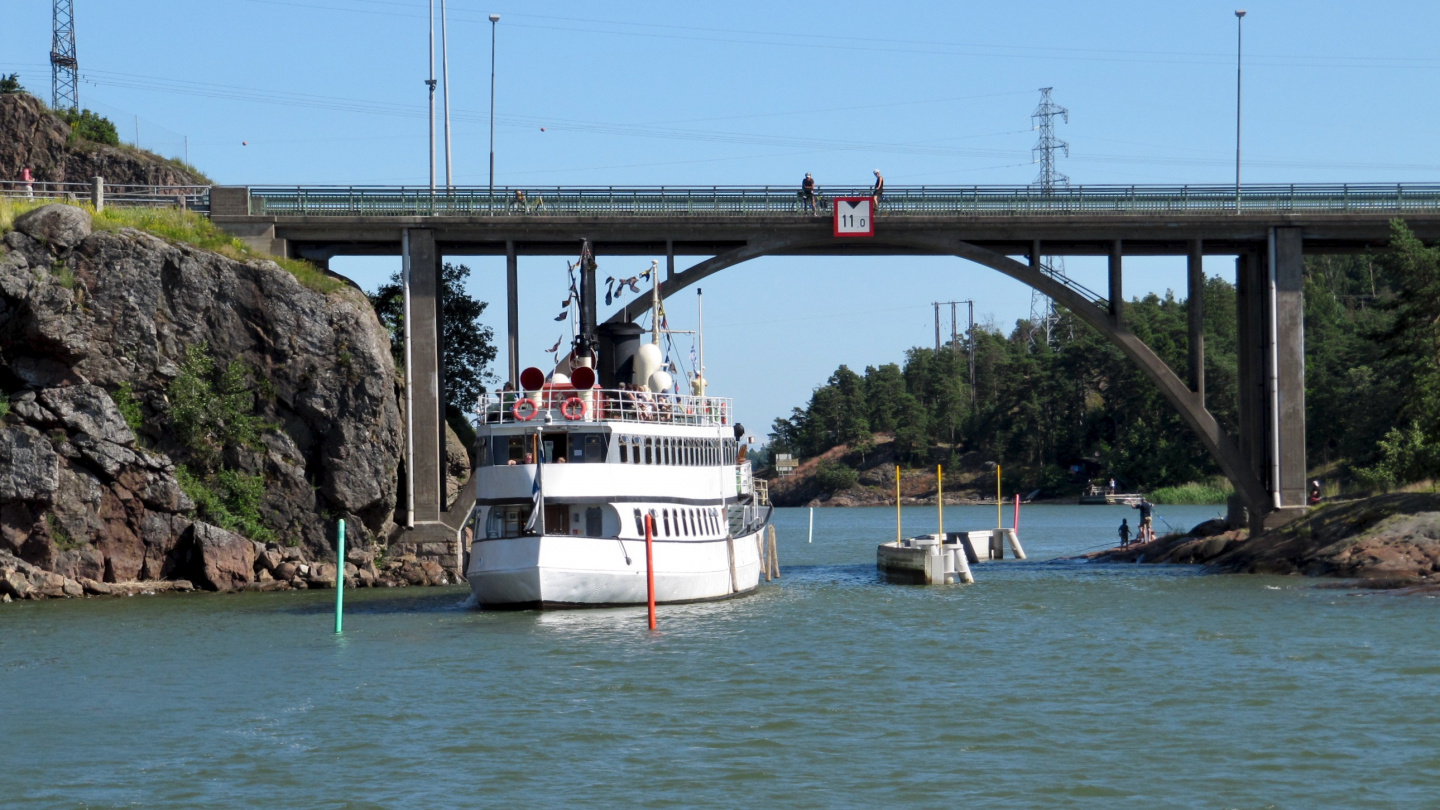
top-left (465, 248), bottom-right (772, 608)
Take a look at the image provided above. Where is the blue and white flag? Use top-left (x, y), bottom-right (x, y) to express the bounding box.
top-left (524, 447), bottom-right (545, 534)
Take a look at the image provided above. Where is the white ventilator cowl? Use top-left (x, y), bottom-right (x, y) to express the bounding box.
top-left (634, 342), bottom-right (663, 388)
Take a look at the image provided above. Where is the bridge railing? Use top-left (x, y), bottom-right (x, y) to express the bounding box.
top-left (243, 183), bottom-right (1440, 218)
top-left (0, 181), bottom-right (210, 212)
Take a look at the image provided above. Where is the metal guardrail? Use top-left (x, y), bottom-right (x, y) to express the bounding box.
top-left (0, 181), bottom-right (210, 212)
top-left (244, 183), bottom-right (1440, 218)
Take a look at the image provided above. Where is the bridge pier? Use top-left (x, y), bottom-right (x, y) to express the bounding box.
top-left (1187, 239), bottom-right (1205, 404)
top-left (1108, 240), bottom-right (1123, 324)
top-left (392, 229), bottom-right (468, 574)
top-left (1232, 231), bottom-right (1308, 533)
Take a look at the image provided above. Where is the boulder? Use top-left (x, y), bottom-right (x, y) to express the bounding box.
top-left (189, 522), bottom-right (256, 591)
top-left (14, 204), bottom-right (92, 250)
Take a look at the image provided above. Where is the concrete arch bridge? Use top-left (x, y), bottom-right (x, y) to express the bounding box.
top-left (209, 183), bottom-right (1440, 546)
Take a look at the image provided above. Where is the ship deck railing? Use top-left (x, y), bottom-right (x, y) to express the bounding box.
top-left (476, 389), bottom-right (734, 427)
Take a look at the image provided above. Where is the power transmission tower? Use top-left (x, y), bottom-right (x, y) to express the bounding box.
top-left (50, 0), bottom-right (79, 111)
top-left (1028, 87), bottom-right (1070, 349)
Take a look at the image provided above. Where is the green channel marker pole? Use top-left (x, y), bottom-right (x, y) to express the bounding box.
top-left (334, 519), bottom-right (345, 634)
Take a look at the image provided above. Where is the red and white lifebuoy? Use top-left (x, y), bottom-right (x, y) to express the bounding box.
top-left (560, 396), bottom-right (587, 421)
top-left (512, 398), bottom-right (539, 421)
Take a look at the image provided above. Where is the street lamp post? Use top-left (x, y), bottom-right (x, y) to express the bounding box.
top-left (489, 13), bottom-right (500, 212)
top-left (1235, 9), bottom-right (1246, 212)
top-left (427, 0), bottom-right (437, 197)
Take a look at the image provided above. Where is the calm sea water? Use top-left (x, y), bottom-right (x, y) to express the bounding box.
top-left (3, 504), bottom-right (1438, 808)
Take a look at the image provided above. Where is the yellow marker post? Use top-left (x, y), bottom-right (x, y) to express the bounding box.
top-left (895, 464), bottom-right (902, 544)
top-left (937, 465), bottom-right (944, 537)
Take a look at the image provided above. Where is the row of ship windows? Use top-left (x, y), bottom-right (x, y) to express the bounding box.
top-left (618, 435), bottom-right (738, 467)
top-left (478, 432), bottom-right (738, 467)
top-left (634, 506), bottom-right (723, 539)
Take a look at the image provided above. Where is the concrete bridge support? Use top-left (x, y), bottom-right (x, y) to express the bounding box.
top-left (392, 229), bottom-right (471, 573)
top-left (1232, 228), bottom-right (1307, 532)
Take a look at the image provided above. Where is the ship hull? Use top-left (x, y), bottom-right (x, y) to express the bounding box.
top-left (467, 528), bottom-right (767, 608)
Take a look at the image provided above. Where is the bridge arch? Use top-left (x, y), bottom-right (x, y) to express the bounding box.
top-left (606, 235), bottom-right (1267, 512)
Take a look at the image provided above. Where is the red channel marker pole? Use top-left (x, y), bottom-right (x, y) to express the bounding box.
top-left (1013, 494), bottom-right (1020, 534)
top-left (644, 514), bottom-right (657, 630)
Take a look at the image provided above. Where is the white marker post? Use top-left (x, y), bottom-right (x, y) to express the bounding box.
top-left (808, 507), bottom-right (814, 543)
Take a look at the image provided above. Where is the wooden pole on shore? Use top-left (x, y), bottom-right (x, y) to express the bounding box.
top-left (895, 464), bottom-right (902, 544)
top-left (334, 519), bottom-right (345, 635)
top-left (937, 465), bottom-right (944, 538)
top-left (644, 514), bottom-right (657, 630)
top-left (996, 464), bottom-right (1003, 529)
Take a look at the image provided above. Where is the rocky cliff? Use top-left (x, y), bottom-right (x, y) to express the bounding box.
top-left (0, 93), bottom-right (204, 186)
top-left (0, 204), bottom-right (430, 598)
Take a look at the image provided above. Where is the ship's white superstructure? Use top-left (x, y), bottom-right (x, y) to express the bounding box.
top-left (465, 388), bottom-right (771, 607)
top-left (464, 247), bottom-right (771, 608)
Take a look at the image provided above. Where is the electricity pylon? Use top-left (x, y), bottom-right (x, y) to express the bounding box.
top-left (51, 0), bottom-right (79, 111)
top-left (1028, 87), bottom-right (1070, 349)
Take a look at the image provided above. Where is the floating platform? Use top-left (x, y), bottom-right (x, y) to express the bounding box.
top-left (1078, 492), bottom-right (1143, 506)
top-left (877, 529), bottom-right (1026, 585)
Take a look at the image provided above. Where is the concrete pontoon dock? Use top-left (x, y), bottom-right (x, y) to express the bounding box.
top-left (877, 529), bottom-right (1026, 585)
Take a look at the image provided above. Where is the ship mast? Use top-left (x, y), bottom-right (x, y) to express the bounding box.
top-left (696, 288), bottom-right (706, 395)
top-left (574, 240), bottom-right (598, 365)
top-left (649, 259), bottom-right (661, 344)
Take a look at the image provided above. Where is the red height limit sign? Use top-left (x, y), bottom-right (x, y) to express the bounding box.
top-left (832, 197), bottom-right (875, 237)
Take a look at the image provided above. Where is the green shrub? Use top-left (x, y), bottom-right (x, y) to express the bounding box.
top-left (814, 458), bottom-right (859, 492)
top-left (60, 108), bottom-right (119, 146)
top-left (176, 466), bottom-right (274, 543)
top-left (169, 342), bottom-right (274, 470)
top-left (0, 393), bottom-right (10, 420)
top-left (1149, 480), bottom-right (1234, 504)
top-left (0, 74), bottom-right (23, 94)
top-left (111, 383), bottom-right (144, 434)
top-left (47, 513), bottom-right (82, 550)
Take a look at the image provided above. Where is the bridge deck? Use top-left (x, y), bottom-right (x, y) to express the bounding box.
top-left (240, 183), bottom-right (1440, 219)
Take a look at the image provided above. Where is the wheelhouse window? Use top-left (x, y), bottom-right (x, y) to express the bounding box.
top-left (493, 435), bottom-right (529, 466)
top-left (486, 504), bottom-right (533, 538)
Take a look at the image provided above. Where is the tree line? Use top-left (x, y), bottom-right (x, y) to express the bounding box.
top-left (769, 221), bottom-right (1440, 494)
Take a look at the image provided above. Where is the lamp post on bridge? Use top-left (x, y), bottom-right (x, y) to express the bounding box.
top-left (489, 13), bottom-right (500, 213)
top-left (1235, 9), bottom-right (1246, 212)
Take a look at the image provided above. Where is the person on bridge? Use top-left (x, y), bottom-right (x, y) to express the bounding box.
top-left (871, 169), bottom-right (885, 210)
top-left (1131, 498), bottom-right (1155, 543)
top-left (801, 173), bottom-right (817, 215)
top-left (20, 166), bottom-right (34, 198)
top-left (1309, 480), bottom-right (1323, 506)
top-left (1118, 518), bottom-right (1131, 548)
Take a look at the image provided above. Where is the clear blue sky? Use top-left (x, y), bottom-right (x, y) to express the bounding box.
top-left (5, 1), bottom-right (1440, 436)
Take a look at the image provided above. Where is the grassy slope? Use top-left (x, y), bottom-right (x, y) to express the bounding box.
top-left (0, 198), bottom-right (340, 295)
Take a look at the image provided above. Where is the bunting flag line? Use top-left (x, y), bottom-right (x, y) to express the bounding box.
top-left (554, 310), bottom-right (568, 321)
